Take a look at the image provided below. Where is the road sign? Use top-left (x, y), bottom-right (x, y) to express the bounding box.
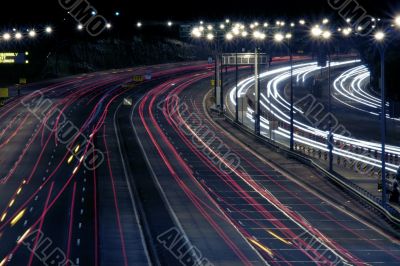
top-left (0, 88), bottom-right (9, 98)
top-left (19, 78), bottom-right (27, 84)
top-left (0, 52), bottom-right (28, 64)
top-left (222, 53), bottom-right (269, 66)
top-left (123, 98), bottom-right (133, 106)
top-left (133, 75), bottom-right (144, 82)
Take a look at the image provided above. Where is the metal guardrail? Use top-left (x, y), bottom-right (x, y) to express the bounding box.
top-left (223, 114), bottom-right (400, 227)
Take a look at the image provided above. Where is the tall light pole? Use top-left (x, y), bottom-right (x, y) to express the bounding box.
top-left (311, 26), bottom-right (334, 172)
top-left (274, 32), bottom-right (294, 150)
top-left (323, 30), bottom-right (333, 172)
top-left (253, 31), bottom-right (266, 135)
top-left (375, 30), bottom-right (387, 208)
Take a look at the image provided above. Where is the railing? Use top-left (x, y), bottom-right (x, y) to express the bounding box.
top-left (223, 114), bottom-right (400, 226)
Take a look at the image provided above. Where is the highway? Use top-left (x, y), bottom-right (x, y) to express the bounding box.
top-left (1, 61), bottom-right (400, 266)
top-left (0, 63), bottom-right (208, 266)
top-left (129, 62), bottom-right (400, 264)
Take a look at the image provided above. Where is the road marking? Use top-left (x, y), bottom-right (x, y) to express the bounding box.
top-left (11, 209), bottom-right (26, 227)
top-left (248, 238), bottom-right (274, 258)
top-left (266, 230), bottom-right (292, 245)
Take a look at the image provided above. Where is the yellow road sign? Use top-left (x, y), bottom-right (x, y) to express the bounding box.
top-left (133, 75), bottom-right (144, 82)
top-left (0, 88), bottom-right (9, 98)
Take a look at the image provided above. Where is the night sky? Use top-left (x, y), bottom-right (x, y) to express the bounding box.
top-left (1, 0), bottom-right (399, 26)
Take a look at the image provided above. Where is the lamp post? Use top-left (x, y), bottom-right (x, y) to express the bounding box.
top-left (311, 26), bottom-right (334, 172)
top-left (274, 32), bottom-right (294, 150)
top-left (374, 30), bottom-right (387, 208)
top-left (253, 31), bottom-right (266, 135)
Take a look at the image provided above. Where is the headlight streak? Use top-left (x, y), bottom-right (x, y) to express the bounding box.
top-left (229, 61), bottom-right (399, 173)
top-left (332, 65), bottom-right (398, 121)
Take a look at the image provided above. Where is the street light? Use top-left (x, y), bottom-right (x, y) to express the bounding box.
top-left (274, 33), bottom-right (285, 42)
top-left (253, 30), bottom-right (265, 40)
top-left (322, 30), bottom-right (332, 39)
top-left (15, 32), bottom-right (22, 40)
top-left (3, 33), bottom-right (11, 41)
top-left (191, 27), bottom-right (202, 38)
top-left (45, 26), bottom-right (53, 33)
top-left (394, 16), bottom-right (400, 27)
top-left (167, 21), bottom-right (173, 27)
top-left (374, 31), bottom-right (385, 41)
top-left (299, 19), bottom-right (306, 25)
top-left (28, 30), bottom-right (36, 38)
top-left (106, 23), bottom-right (112, 29)
top-left (225, 32), bottom-right (234, 40)
top-left (206, 33), bottom-right (214, 41)
top-left (136, 22), bottom-right (142, 28)
top-left (374, 30), bottom-right (387, 208)
top-left (311, 26), bottom-right (323, 37)
top-left (77, 24), bottom-right (84, 31)
top-left (342, 27), bottom-right (352, 36)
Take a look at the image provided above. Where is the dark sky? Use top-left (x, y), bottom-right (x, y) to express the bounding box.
top-left (1, 0), bottom-right (398, 25)
top-left (0, 0), bottom-right (398, 24)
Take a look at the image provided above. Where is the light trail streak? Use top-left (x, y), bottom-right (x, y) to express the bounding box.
top-left (228, 61), bottom-right (400, 173)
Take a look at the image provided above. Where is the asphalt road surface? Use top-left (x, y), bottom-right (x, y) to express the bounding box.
top-left (1, 61), bottom-right (400, 266)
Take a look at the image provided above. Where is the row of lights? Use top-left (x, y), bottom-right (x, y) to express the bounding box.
top-left (1, 27), bottom-right (52, 41)
top-left (77, 23), bottom-right (112, 30)
top-left (191, 15), bottom-right (400, 42)
top-left (134, 18), bottom-right (323, 30)
top-left (190, 18), bottom-right (339, 42)
top-left (135, 21), bottom-right (174, 28)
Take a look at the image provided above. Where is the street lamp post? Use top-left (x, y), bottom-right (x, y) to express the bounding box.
top-left (235, 53), bottom-right (239, 122)
top-left (253, 31), bottom-right (266, 135)
top-left (254, 48), bottom-right (261, 135)
top-left (374, 30), bottom-right (387, 208)
top-left (327, 52), bottom-right (334, 172)
top-left (274, 32), bottom-right (294, 150)
top-left (312, 27), bottom-right (334, 172)
top-left (380, 45), bottom-right (387, 208)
